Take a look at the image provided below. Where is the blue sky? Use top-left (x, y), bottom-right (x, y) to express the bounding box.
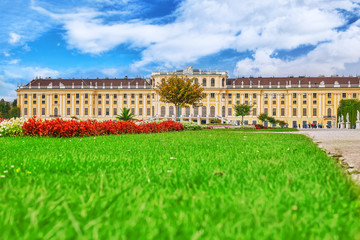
top-left (1, 0), bottom-right (360, 100)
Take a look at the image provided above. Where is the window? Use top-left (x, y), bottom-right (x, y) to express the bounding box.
top-left (54, 108), bottom-right (58, 116)
top-left (253, 108), bottom-right (257, 116)
top-left (228, 108), bottom-right (232, 116)
top-left (106, 108), bottom-right (109, 116)
top-left (245, 93), bottom-right (249, 98)
top-left (264, 100), bottom-right (268, 104)
top-left (272, 108), bottom-right (276, 116)
top-left (54, 94), bottom-right (58, 99)
top-left (313, 100), bottom-right (317, 104)
top-left (42, 94), bottom-right (45, 99)
top-left (139, 94), bottom-right (143, 98)
top-left (161, 106), bottom-right (166, 116)
top-left (123, 94), bottom-right (127, 98)
top-left (33, 94), bottom-right (36, 98)
top-left (292, 108), bottom-right (297, 116)
top-left (131, 101), bottom-right (135, 104)
top-left (293, 100), bottom-right (297, 104)
top-left (98, 108), bottom-right (102, 115)
top-left (303, 108), bottom-right (307, 116)
top-left (222, 93), bottom-right (225, 99)
top-left (106, 94), bottom-right (109, 99)
top-left (113, 108), bottom-right (117, 115)
top-left (139, 101), bottom-right (143, 104)
top-left (202, 78), bottom-right (207, 87)
top-left (253, 93), bottom-right (257, 98)
top-left (281, 108), bottom-right (285, 116)
top-left (228, 93), bottom-right (232, 98)
top-left (313, 93), bottom-right (317, 98)
top-left (33, 100), bottom-right (36, 104)
top-left (293, 93), bottom-right (297, 98)
top-left (303, 93), bottom-right (307, 98)
top-left (98, 101), bottom-right (102, 104)
top-left (131, 94), bottom-right (135, 99)
top-left (327, 93), bottom-right (331, 98)
top-left (147, 94), bottom-right (150, 99)
top-left (222, 78), bottom-right (225, 87)
top-left (114, 94), bottom-right (117, 98)
top-left (76, 108), bottom-right (79, 115)
top-left (327, 108), bottom-right (331, 117)
top-left (313, 108), bottom-right (317, 116)
top-left (67, 100), bottom-right (70, 104)
top-left (76, 101), bottom-right (79, 104)
top-left (211, 78), bottom-right (215, 87)
top-left (84, 108), bottom-right (88, 116)
top-left (67, 108), bottom-right (70, 115)
top-left (253, 100), bottom-right (257, 105)
top-left (252, 120), bottom-right (257, 125)
top-left (98, 94), bottom-right (102, 99)
top-left (147, 100), bottom-right (150, 104)
top-left (264, 93), bottom-right (268, 99)
top-left (33, 108), bottom-right (37, 115)
top-left (244, 100), bottom-right (248, 104)
top-left (85, 93), bottom-right (88, 99)
top-left (24, 101), bottom-right (28, 104)
top-left (272, 93), bottom-right (276, 98)
top-left (281, 101), bottom-right (285, 104)
top-left (210, 93), bottom-right (215, 98)
top-left (194, 78), bottom-right (198, 84)
top-left (236, 101), bottom-right (240, 104)
top-left (327, 101), bottom-right (332, 104)
top-left (53, 101), bottom-right (57, 104)
top-left (76, 93), bottom-right (79, 99)
top-left (152, 94), bottom-right (155, 99)
top-left (147, 108), bottom-right (151, 116)
top-left (353, 93), bottom-right (357, 98)
top-left (210, 106), bottom-right (215, 116)
top-left (139, 108), bottom-right (143, 116)
top-left (272, 101), bottom-right (276, 104)
top-left (303, 100), bottom-right (307, 104)
top-left (264, 108), bottom-right (268, 115)
top-left (114, 101), bottom-right (117, 104)
top-left (123, 101), bottom-right (127, 104)
top-left (228, 101), bottom-right (232, 104)
top-left (24, 108), bottom-right (28, 115)
top-left (131, 108), bottom-right (135, 114)
top-left (67, 94), bottom-right (70, 98)
top-left (281, 93), bottom-right (285, 99)
top-left (42, 101), bottom-right (45, 104)
top-left (24, 94), bottom-right (28, 99)
top-left (342, 93), bottom-right (346, 98)
top-left (41, 108), bottom-right (45, 116)
top-left (106, 101), bottom-right (109, 105)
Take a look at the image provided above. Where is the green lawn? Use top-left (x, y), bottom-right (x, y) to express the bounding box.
top-left (0, 131), bottom-right (359, 239)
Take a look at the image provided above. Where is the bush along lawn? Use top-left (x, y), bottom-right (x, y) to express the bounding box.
top-left (0, 131), bottom-right (359, 239)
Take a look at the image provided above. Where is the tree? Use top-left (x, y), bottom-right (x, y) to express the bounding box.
top-left (116, 107), bottom-right (136, 121)
top-left (337, 99), bottom-right (360, 127)
top-left (156, 75), bottom-right (206, 120)
top-left (9, 106), bottom-right (20, 118)
top-left (233, 103), bottom-right (252, 125)
top-left (258, 113), bottom-right (268, 123)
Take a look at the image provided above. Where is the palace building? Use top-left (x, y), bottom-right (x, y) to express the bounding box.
top-left (16, 66), bottom-right (360, 127)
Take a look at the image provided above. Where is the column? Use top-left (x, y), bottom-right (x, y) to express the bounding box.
top-left (29, 95), bottom-right (32, 116)
top-left (80, 94), bottom-right (84, 117)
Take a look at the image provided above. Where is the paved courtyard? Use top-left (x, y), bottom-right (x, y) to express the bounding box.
top-left (299, 129), bottom-right (360, 183)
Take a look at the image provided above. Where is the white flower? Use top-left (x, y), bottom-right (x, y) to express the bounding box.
top-left (170, 157), bottom-right (176, 160)
top-left (11, 165), bottom-right (14, 168)
top-left (3, 170), bottom-right (8, 173)
top-left (0, 175), bottom-right (5, 178)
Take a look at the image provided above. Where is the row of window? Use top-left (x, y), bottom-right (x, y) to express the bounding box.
top-left (23, 93), bottom-right (156, 100)
top-left (23, 100), bottom-right (153, 105)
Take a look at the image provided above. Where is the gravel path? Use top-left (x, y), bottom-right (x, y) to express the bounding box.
top-left (299, 129), bottom-right (360, 183)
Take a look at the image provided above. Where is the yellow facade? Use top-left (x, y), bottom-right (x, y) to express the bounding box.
top-left (17, 67), bottom-right (360, 128)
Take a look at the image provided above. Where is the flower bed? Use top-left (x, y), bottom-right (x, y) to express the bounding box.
top-left (0, 118), bottom-right (25, 137)
top-left (21, 117), bottom-right (184, 137)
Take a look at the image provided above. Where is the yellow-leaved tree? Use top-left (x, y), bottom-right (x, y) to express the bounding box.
top-left (155, 75), bottom-right (206, 121)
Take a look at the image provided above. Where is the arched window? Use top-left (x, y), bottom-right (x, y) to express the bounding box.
top-left (327, 108), bottom-right (331, 117)
top-left (202, 78), bottom-right (207, 87)
top-left (194, 107), bottom-right (199, 116)
top-left (202, 106), bottom-right (207, 117)
top-left (169, 106), bottom-right (174, 116)
top-left (211, 78), bottom-right (215, 87)
top-left (222, 78), bottom-right (225, 87)
top-left (186, 107), bottom-right (190, 116)
top-left (210, 106), bottom-right (215, 116)
top-left (228, 108), bottom-right (232, 116)
top-left (161, 106), bottom-right (165, 117)
top-left (222, 106), bottom-right (225, 117)
top-left (194, 78), bottom-right (198, 84)
top-left (54, 107), bottom-right (58, 117)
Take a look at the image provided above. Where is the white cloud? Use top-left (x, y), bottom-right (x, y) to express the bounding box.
top-left (8, 59), bottom-right (21, 65)
top-left (3, 52), bottom-right (10, 57)
top-left (8, 32), bottom-right (21, 44)
top-left (4, 66), bottom-right (59, 80)
top-left (31, 0), bottom-right (360, 76)
top-left (101, 68), bottom-right (119, 76)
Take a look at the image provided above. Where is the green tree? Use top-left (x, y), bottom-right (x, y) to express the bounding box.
top-left (337, 99), bottom-right (360, 127)
top-left (156, 75), bottom-right (206, 121)
top-left (9, 106), bottom-right (20, 118)
top-left (116, 107), bottom-right (136, 121)
top-left (233, 103), bottom-right (252, 125)
top-left (258, 113), bottom-right (268, 123)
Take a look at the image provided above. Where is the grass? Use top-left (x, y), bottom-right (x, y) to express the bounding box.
top-left (0, 130), bottom-right (359, 239)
